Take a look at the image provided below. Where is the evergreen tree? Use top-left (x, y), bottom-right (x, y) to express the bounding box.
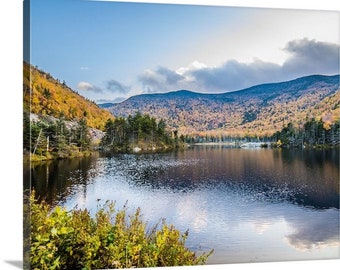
top-left (101, 113), bottom-right (177, 152)
top-left (272, 119), bottom-right (339, 148)
top-left (75, 118), bottom-right (90, 151)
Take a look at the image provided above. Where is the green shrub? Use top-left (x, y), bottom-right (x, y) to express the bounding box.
top-left (30, 193), bottom-right (212, 269)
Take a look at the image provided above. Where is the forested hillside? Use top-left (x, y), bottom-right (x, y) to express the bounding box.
top-left (23, 62), bottom-right (113, 130)
top-left (23, 62), bottom-right (114, 159)
top-left (106, 75), bottom-right (340, 138)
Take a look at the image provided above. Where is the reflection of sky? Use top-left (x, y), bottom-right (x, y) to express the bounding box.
top-left (64, 173), bottom-right (339, 264)
top-left (284, 209), bottom-right (340, 251)
top-left (59, 151), bottom-right (339, 264)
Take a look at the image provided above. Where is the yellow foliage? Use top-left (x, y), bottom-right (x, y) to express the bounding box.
top-left (23, 62), bottom-right (113, 130)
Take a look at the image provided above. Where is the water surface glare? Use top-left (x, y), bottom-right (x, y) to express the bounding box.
top-left (29, 147), bottom-right (340, 264)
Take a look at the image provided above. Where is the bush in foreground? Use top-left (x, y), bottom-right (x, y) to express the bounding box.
top-left (30, 193), bottom-right (212, 269)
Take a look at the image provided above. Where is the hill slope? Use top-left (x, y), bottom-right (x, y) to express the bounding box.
top-left (23, 62), bottom-right (113, 130)
top-left (106, 75), bottom-right (340, 137)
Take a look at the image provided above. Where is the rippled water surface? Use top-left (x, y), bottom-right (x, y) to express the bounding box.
top-left (28, 147), bottom-right (340, 264)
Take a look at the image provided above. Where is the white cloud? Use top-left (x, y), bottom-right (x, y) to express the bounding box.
top-left (137, 38), bottom-right (339, 93)
top-left (176, 60), bottom-right (208, 75)
top-left (77, 81), bottom-right (103, 93)
top-left (77, 81), bottom-right (92, 90)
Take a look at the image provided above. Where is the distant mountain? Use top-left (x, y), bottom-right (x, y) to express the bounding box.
top-left (23, 62), bottom-right (113, 130)
top-left (107, 75), bottom-right (340, 137)
top-left (98, 103), bottom-right (115, 109)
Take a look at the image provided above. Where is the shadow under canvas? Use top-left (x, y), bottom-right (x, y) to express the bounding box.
top-left (4, 260), bottom-right (23, 269)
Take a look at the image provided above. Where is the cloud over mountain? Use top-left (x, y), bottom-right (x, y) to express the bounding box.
top-left (139, 66), bottom-right (185, 93)
top-left (189, 59), bottom-right (282, 92)
top-left (82, 38), bottom-right (339, 103)
top-left (106, 79), bottom-right (130, 94)
top-left (137, 39), bottom-right (339, 94)
top-left (282, 38), bottom-right (339, 77)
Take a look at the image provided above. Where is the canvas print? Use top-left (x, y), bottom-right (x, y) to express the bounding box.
top-left (23, 0), bottom-right (340, 269)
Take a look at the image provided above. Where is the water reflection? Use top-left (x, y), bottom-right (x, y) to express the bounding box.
top-left (26, 147), bottom-right (340, 263)
top-left (284, 208), bottom-right (340, 251)
top-left (97, 148), bottom-right (339, 209)
top-left (26, 153), bottom-right (101, 205)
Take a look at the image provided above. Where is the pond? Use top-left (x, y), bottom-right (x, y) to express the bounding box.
top-left (26, 146), bottom-right (340, 264)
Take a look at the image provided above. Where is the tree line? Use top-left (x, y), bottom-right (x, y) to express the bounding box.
top-left (100, 112), bottom-right (182, 152)
top-left (179, 118), bottom-right (340, 149)
top-left (271, 118), bottom-right (340, 148)
top-left (24, 111), bottom-right (183, 160)
top-left (25, 110), bottom-right (339, 160)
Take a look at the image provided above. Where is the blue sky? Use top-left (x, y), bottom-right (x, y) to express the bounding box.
top-left (29, 0), bottom-right (339, 103)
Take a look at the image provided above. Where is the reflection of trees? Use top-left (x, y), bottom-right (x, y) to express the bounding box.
top-left (105, 148), bottom-right (339, 209)
top-left (127, 147), bottom-right (339, 209)
top-left (278, 149), bottom-right (339, 208)
top-left (28, 153), bottom-right (100, 206)
top-left (27, 148), bottom-right (339, 211)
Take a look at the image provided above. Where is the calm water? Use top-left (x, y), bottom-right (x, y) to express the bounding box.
top-left (26, 146), bottom-right (340, 264)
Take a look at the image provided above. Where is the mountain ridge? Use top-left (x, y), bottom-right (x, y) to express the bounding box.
top-left (107, 74), bottom-right (339, 103)
top-left (106, 74), bottom-right (340, 137)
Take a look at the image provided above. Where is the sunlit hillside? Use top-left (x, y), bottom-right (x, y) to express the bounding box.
top-left (107, 75), bottom-right (340, 137)
top-left (23, 62), bottom-right (113, 130)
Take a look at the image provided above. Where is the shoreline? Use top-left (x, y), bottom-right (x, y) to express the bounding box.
top-left (24, 150), bottom-right (95, 164)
